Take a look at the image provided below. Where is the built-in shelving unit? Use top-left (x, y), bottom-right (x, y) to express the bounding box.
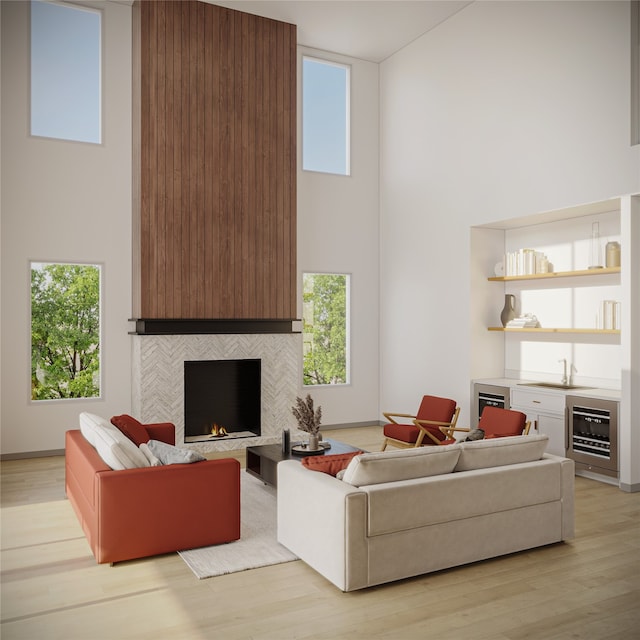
top-left (471, 194), bottom-right (639, 492)
top-left (487, 265), bottom-right (621, 334)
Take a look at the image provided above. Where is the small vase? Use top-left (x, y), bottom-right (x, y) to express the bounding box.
top-left (308, 434), bottom-right (320, 451)
top-left (500, 294), bottom-right (516, 327)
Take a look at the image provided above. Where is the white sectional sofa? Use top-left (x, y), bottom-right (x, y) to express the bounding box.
top-left (277, 434), bottom-right (574, 592)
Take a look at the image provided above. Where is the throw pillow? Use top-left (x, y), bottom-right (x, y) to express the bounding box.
top-left (92, 422), bottom-right (151, 470)
top-left (463, 428), bottom-right (485, 442)
top-left (79, 412), bottom-right (107, 447)
top-left (110, 414), bottom-right (150, 446)
top-left (146, 439), bottom-right (206, 465)
top-left (139, 443), bottom-right (163, 466)
top-left (301, 451), bottom-right (362, 476)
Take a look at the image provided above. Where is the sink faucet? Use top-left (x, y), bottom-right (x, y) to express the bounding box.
top-left (558, 359), bottom-right (577, 386)
top-left (558, 359), bottom-right (568, 385)
top-left (569, 363), bottom-right (577, 387)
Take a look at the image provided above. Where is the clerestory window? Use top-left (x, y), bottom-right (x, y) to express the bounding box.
top-left (302, 56), bottom-right (350, 175)
top-left (30, 0), bottom-right (102, 144)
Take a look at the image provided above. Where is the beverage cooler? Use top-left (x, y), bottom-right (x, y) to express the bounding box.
top-left (566, 396), bottom-right (619, 479)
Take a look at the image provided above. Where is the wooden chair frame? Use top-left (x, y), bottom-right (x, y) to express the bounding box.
top-left (381, 406), bottom-right (461, 450)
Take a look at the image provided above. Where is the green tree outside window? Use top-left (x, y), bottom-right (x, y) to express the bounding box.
top-left (31, 263), bottom-right (101, 400)
top-left (303, 273), bottom-right (349, 385)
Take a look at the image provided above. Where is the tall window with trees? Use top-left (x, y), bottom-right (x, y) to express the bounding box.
top-left (30, 262), bottom-right (101, 400)
top-left (302, 273), bottom-right (350, 386)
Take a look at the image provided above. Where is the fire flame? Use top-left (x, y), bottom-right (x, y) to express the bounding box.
top-left (210, 423), bottom-right (228, 437)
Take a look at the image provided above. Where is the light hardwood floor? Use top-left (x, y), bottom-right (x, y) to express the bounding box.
top-left (1, 426), bottom-right (639, 640)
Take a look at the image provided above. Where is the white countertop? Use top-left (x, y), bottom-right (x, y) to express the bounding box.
top-left (473, 378), bottom-right (621, 402)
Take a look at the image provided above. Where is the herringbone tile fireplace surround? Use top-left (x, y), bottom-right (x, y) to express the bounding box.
top-left (131, 333), bottom-right (301, 453)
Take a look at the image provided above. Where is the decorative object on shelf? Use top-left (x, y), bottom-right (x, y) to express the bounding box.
top-left (506, 314), bottom-right (540, 329)
top-left (605, 241), bottom-right (621, 268)
top-left (500, 294), bottom-right (517, 327)
top-left (494, 261), bottom-right (505, 277)
top-left (291, 394), bottom-right (323, 451)
top-left (599, 300), bottom-right (621, 330)
top-left (503, 249), bottom-right (552, 276)
top-left (589, 222), bottom-right (603, 269)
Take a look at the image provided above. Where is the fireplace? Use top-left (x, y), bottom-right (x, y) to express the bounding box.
top-left (184, 359), bottom-right (261, 442)
top-left (131, 332), bottom-right (300, 453)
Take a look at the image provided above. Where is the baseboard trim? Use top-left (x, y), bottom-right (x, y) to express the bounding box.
top-left (1, 449), bottom-right (64, 461)
top-left (320, 421), bottom-right (383, 430)
top-left (619, 482), bottom-right (640, 493)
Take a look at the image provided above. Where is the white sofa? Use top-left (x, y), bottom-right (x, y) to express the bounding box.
top-left (277, 434), bottom-right (574, 592)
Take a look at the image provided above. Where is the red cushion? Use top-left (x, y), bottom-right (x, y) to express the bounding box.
top-left (301, 451), bottom-right (362, 476)
top-left (383, 422), bottom-right (421, 443)
top-left (478, 406), bottom-right (526, 437)
top-left (110, 414), bottom-right (150, 446)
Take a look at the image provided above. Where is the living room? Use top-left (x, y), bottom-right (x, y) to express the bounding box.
top-left (1, 0), bottom-right (640, 636)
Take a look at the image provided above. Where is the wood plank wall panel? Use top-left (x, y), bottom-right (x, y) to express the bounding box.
top-left (133, 0), bottom-right (296, 321)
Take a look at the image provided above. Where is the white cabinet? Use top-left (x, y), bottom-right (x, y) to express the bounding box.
top-left (534, 414), bottom-right (566, 458)
top-left (510, 387), bottom-right (566, 457)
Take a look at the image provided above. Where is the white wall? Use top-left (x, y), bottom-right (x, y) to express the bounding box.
top-left (0, 1), bottom-right (133, 455)
top-left (297, 47), bottom-right (380, 427)
top-left (379, 1), bottom-right (639, 426)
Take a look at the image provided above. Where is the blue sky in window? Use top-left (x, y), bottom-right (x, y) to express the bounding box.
top-left (31, 0), bottom-right (101, 144)
top-left (302, 58), bottom-right (349, 175)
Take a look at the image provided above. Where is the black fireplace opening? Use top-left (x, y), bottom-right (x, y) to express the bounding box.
top-left (184, 359), bottom-right (261, 441)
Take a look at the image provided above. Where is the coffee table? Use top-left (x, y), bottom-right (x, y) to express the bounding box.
top-left (246, 439), bottom-right (362, 487)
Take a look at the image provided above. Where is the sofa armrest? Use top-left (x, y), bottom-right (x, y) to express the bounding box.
top-left (145, 423), bottom-right (175, 445)
top-left (277, 460), bottom-right (368, 592)
top-left (542, 454), bottom-right (575, 540)
top-left (95, 458), bottom-right (240, 563)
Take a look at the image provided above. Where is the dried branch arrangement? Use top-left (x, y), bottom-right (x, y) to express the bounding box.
top-left (291, 394), bottom-right (322, 434)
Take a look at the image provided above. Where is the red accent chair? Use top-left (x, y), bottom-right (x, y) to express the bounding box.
top-left (381, 395), bottom-right (460, 450)
top-left (65, 423), bottom-right (241, 564)
top-left (441, 406), bottom-right (531, 444)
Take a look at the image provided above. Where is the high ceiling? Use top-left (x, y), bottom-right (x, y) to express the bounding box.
top-left (210, 1), bottom-right (473, 62)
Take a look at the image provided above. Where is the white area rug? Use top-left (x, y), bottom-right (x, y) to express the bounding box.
top-left (178, 471), bottom-right (298, 579)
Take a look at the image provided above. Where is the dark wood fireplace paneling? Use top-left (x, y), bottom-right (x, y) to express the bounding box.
top-left (132, 1), bottom-right (296, 322)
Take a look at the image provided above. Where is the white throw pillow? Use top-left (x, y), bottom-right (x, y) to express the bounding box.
top-left (454, 434), bottom-right (549, 472)
top-left (341, 444), bottom-right (461, 487)
top-left (82, 414), bottom-right (150, 470)
top-left (78, 411), bottom-right (113, 447)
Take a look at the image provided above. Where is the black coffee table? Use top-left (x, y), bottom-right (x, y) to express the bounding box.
top-left (246, 439), bottom-right (361, 487)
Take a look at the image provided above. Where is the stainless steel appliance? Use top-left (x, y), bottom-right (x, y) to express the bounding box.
top-left (566, 395), bottom-right (618, 478)
top-left (473, 383), bottom-right (510, 428)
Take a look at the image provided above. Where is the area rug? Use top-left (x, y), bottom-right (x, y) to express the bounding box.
top-left (178, 471), bottom-right (298, 579)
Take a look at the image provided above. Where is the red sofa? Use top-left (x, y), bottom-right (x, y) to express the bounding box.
top-left (65, 424), bottom-right (240, 564)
